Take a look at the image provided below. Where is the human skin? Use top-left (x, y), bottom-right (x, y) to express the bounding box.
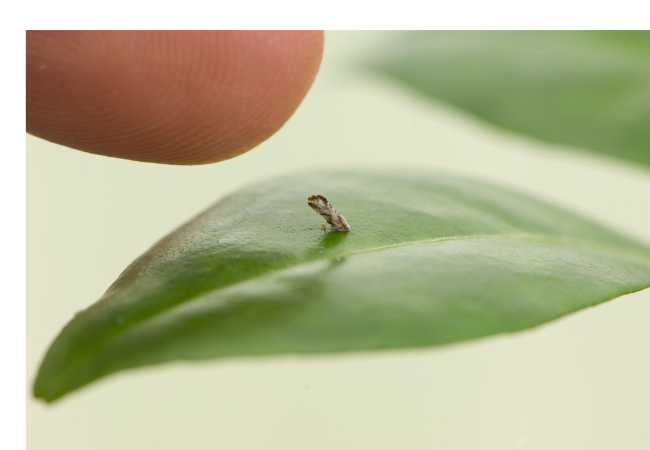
top-left (27, 30), bottom-right (324, 165)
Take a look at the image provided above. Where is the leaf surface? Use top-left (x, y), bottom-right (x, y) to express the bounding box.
top-left (369, 31), bottom-right (650, 166)
top-left (34, 170), bottom-right (650, 401)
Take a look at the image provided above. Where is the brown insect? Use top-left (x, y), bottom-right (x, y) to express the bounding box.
top-left (307, 195), bottom-right (350, 232)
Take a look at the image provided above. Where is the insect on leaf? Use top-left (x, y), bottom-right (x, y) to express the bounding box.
top-left (307, 194), bottom-right (351, 231)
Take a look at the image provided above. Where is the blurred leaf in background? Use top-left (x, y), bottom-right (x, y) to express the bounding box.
top-left (35, 169), bottom-right (650, 402)
top-left (369, 31), bottom-right (650, 167)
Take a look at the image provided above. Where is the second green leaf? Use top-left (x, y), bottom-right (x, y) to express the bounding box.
top-left (370, 31), bottom-right (650, 167)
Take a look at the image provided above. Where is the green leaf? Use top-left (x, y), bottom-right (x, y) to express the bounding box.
top-left (368, 31), bottom-right (650, 167)
top-left (34, 170), bottom-right (650, 402)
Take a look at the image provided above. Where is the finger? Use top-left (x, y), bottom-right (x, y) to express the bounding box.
top-left (27, 30), bottom-right (324, 165)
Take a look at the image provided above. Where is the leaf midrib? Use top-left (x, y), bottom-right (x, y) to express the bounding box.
top-left (131, 233), bottom-right (650, 326)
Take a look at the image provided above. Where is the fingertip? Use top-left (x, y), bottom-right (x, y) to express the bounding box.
top-left (27, 30), bottom-right (324, 165)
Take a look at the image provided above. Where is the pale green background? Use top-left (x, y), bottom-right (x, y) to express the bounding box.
top-left (28, 32), bottom-right (650, 449)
